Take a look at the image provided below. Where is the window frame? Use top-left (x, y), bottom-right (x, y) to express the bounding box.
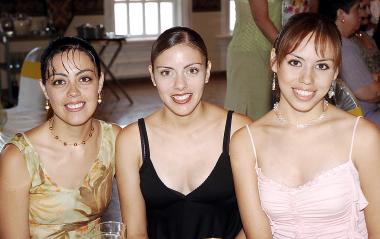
top-left (104, 0), bottom-right (188, 39)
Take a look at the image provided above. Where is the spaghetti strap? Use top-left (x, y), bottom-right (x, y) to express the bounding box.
top-left (245, 125), bottom-right (258, 169)
top-left (349, 116), bottom-right (362, 161)
top-left (222, 110), bottom-right (234, 153)
top-left (138, 118), bottom-right (150, 160)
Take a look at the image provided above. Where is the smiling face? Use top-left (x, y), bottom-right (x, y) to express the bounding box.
top-left (271, 33), bottom-right (339, 113)
top-left (149, 43), bottom-right (211, 117)
top-left (41, 49), bottom-right (104, 125)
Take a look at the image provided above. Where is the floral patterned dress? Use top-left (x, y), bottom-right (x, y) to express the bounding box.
top-left (9, 120), bottom-right (116, 238)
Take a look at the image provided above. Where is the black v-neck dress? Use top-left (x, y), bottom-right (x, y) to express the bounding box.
top-left (138, 111), bottom-right (242, 239)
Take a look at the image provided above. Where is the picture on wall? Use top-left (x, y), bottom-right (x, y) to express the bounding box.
top-left (192, 0), bottom-right (221, 12)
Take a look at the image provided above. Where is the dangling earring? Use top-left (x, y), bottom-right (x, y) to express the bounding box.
top-left (45, 99), bottom-right (50, 111)
top-left (328, 81), bottom-right (335, 99)
top-left (272, 73), bottom-right (277, 91)
top-left (97, 93), bottom-right (102, 104)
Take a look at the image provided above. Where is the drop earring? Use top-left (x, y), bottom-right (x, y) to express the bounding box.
top-left (272, 73), bottom-right (277, 91)
top-left (45, 99), bottom-right (50, 111)
top-left (328, 82), bottom-right (335, 99)
top-left (97, 93), bottom-right (102, 104)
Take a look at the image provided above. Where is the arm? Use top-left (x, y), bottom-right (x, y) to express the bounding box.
top-left (0, 145), bottom-right (31, 238)
top-left (230, 126), bottom-right (272, 239)
top-left (115, 124), bottom-right (148, 239)
top-left (353, 81), bottom-right (380, 103)
top-left (340, 39), bottom-right (380, 103)
top-left (249, 0), bottom-right (279, 44)
top-left (353, 120), bottom-right (380, 238)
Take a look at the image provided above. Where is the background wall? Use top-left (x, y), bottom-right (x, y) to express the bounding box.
top-left (3, 0), bottom-right (232, 82)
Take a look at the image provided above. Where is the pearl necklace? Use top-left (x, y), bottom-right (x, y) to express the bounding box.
top-left (273, 100), bottom-right (328, 128)
top-left (48, 118), bottom-right (95, 146)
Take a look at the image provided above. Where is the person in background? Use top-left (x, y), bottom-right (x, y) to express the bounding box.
top-left (319, 0), bottom-right (380, 127)
top-left (0, 37), bottom-right (121, 238)
top-left (225, 0), bottom-right (318, 120)
top-left (351, 0), bottom-right (380, 81)
top-left (116, 26), bottom-right (251, 239)
top-left (230, 13), bottom-right (380, 238)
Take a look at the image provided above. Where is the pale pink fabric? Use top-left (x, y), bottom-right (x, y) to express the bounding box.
top-left (246, 117), bottom-right (368, 238)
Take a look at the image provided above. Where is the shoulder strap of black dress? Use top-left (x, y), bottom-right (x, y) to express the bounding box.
top-left (137, 118), bottom-right (150, 160)
top-left (222, 110), bottom-right (234, 153)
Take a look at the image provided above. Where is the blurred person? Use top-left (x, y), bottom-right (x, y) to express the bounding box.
top-left (320, 0), bottom-right (380, 127)
top-left (225, 0), bottom-right (318, 120)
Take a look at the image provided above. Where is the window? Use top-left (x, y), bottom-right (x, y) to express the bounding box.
top-left (229, 0), bottom-right (235, 32)
top-left (112, 0), bottom-right (181, 37)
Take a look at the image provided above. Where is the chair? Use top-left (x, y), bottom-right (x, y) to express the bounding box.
top-left (334, 78), bottom-right (364, 117)
top-left (2, 47), bottom-right (46, 137)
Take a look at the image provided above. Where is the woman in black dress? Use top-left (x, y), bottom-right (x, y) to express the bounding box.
top-left (116, 27), bottom-right (251, 239)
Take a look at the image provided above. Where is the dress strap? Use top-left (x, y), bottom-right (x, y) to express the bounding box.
top-left (137, 118), bottom-right (150, 160)
top-left (222, 110), bottom-right (234, 153)
top-left (349, 116), bottom-right (362, 161)
top-left (245, 125), bottom-right (258, 169)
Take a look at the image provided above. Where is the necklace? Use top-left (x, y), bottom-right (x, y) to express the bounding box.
top-left (273, 100), bottom-right (328, 128)
top-left (48, 118), bottom-right (95, 146)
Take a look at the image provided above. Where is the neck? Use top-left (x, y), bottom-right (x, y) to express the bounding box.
top-left (335, 21), bottom-right (351, 38)
top-left (274, 100), bottom-right (328, 128)
top-left (161, 101), bottom-right (207, 130)
top-left (48, 116), bottom-right (95, 146)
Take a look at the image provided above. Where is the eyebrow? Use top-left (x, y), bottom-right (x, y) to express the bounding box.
top-left (156, 62), bottom-right (203, 69)
top-left (50, 69), bottom-right (95, 77)
top-left (288, 53), bottom-right (334, 62)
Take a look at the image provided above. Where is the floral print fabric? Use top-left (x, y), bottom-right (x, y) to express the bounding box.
top-left (9, 120), bottom-right (115, 238)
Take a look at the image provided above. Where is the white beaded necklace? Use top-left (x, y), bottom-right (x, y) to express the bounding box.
top-left (273, 100), bottom-right (329, 128)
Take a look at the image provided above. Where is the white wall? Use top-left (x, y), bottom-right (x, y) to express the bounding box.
top-left (5, 1), bottom-right (232, 81)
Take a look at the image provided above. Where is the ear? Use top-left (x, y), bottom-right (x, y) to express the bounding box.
top-left (40, 81), bottom-right (49, 100)
top-left (333, 68), bottom-right (339, 81)
top-left (98, 72), bottom-right (105, 94)
top-left (205, 60), bottom-right (212, 84)
top-left (336, 9), bottom-right (346, 22)
top-left (148, 65), bottom-right (157, 87)
top-left (270, 48), bottom-right (278, 73)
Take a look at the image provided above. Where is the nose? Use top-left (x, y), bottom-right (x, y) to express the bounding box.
top-left (299, 66), bottom-right (313, 85)
top-left (67, 82), bottom-right (81, 97)
top-left (174, 73), bottom-right (187, 90)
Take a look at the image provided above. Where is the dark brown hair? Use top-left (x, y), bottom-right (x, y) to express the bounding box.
top-left (273, 13), bottom-right (342, 69)
top-left (40, 36), bottom-right (101, 85)
top-left (150, 26), bottom-right (208, 69)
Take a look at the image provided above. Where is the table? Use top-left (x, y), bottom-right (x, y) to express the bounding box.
top-left (0, 33), bottom-right (55, 106)
top-left (85, 35), bottom-right (133, 104)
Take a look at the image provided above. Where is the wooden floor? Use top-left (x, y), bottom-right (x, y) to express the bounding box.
top-left (95, 72), bottom-right (227, 126)
top-left (99, 72), bottom-right (227, 221)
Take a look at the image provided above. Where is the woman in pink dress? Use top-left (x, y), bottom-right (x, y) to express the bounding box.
top-left (230, 13), bottom-right (380, 238)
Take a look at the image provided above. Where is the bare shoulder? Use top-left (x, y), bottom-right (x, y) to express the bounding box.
top-left (111, 123), bottom-right (122, 136)
top-left (116, 121), bottom-right (143, 168)
top-left (354, 117), bottom-right (380, 157)
top-left (1, 143), bottom-right (23, 163)
top-left (0, 143), bottom-right (30, 184)
top-left (117, 121), bottom-right (141, 145)
top-left (231, 112), bottom-right (253, 133)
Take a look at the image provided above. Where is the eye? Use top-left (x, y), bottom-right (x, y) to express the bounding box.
top-left (159, 69), bottom-right (173, 77)
top-left (51, 79), bottom-right (66, 86)
top-left (79, 76), bottom-right (92, 83)
top-left (288, 60), bottom-right (302, 67)
top-left (189, 67), bottom-right (199, 74)
top-left (315, 63), bottom-right (330, 70)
